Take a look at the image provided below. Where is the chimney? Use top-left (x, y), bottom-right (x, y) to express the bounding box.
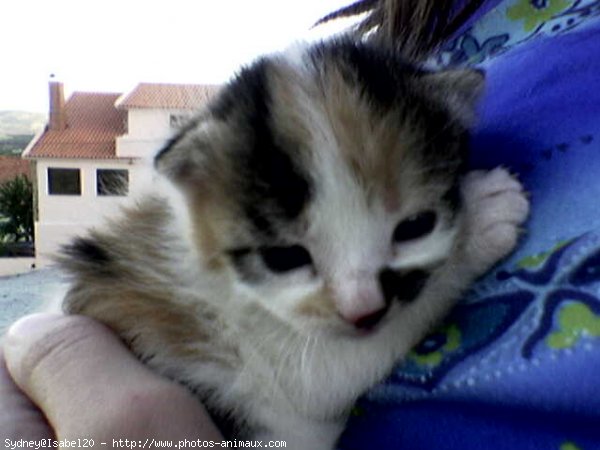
top-left (49, 77), bottom-right (66, 131)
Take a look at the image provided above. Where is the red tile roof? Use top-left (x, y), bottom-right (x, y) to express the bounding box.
top-left (26, 83), bottom-right (219, 160)
top-left (117, 83), bottom-right (220, 110)
top-left (0, 157), bottom-right (31, 184)
top-left (25, 92), bottom-right (126, 160)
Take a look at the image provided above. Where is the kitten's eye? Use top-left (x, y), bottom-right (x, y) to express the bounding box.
top-left (393, 211), bottom-right (437, 243)
top-left (259, 245), bottom-right (312, 273)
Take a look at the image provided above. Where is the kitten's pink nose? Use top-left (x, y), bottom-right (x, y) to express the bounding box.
top-left (333, 276), bottom-right (389, 330)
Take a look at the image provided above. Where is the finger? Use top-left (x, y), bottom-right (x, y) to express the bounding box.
top-left (0, 347), bottom-right (53, 440)
top-left (4, 313), bottom-right (223, 441)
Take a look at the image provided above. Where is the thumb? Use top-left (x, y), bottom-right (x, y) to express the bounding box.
top-left (0, 346), bottom-right (53, 440)
top-left (3, 313), bottom-right (222, 442)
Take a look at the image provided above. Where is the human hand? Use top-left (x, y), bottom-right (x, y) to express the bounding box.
top-left (1, 313), bottom-right (223, 444)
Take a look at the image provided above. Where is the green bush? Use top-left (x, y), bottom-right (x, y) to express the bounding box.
top-left (0, 174), bottom-right (34, 242)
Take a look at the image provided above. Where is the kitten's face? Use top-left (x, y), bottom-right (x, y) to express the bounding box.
top-left (156, 40), bottom-right (483, 336)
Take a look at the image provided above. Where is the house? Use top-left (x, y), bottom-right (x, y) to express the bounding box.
top-left (23, 81), bottom-right (219, 266)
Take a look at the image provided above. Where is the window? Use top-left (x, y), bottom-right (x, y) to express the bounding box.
top-left (97, 169), bottom-right (129, 196)
top-left (47, 168), bottom-right (81, 195)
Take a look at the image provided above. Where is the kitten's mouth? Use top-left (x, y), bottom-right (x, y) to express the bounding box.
top-left (353, 308), bottom-right (389, 332)
top-left (341, 304), bottom-right (391, 337)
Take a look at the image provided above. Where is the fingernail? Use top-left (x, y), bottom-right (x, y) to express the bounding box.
top-left (7, 313), bottom-right (64, 341)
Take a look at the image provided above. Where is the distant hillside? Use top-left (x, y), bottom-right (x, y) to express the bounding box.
top-left (0, 111), bottom-right (45, 156)
top-left (0, 111), bottom-right (45, 137)
top-left (0, 135), bottom-right (34, 156)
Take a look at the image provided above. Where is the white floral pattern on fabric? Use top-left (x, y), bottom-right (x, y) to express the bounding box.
top-left (434, 0), bottom-right (600, 67)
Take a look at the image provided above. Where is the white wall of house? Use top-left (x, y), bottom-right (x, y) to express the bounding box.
top-left (116, 109), bottom-right (190, 159)
top-left (34, 158), bottom-right (152, 266)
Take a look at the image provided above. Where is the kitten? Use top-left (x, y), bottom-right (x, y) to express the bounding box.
top-left (58, 4), bottom-right (529, 450)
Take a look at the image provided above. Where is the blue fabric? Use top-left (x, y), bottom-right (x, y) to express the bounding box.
top-left (472, 23), bottom-right (600, 257)
top-left (340, 2), bottom-right (600, 449)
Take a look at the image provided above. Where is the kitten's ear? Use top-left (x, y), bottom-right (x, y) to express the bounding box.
top-left (421, 68), bottom-right (485, 124)
top-left (154, 138), bottom-right (183, 179)
top-left (154, 123), bottom-right (211, 189)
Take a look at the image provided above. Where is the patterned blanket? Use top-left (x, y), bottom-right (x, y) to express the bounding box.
top-left (340, 2), bottom-right (600, 449)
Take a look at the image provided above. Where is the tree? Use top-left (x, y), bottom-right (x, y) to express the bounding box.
top-left (0, 174), bottom-right (34, 242)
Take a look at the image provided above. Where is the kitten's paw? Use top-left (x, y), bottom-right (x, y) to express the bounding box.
top-left (460, 167), bottom-right (529, 272)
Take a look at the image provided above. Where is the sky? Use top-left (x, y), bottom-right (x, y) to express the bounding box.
top-left (1, 0), bottom-right (355, 113)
